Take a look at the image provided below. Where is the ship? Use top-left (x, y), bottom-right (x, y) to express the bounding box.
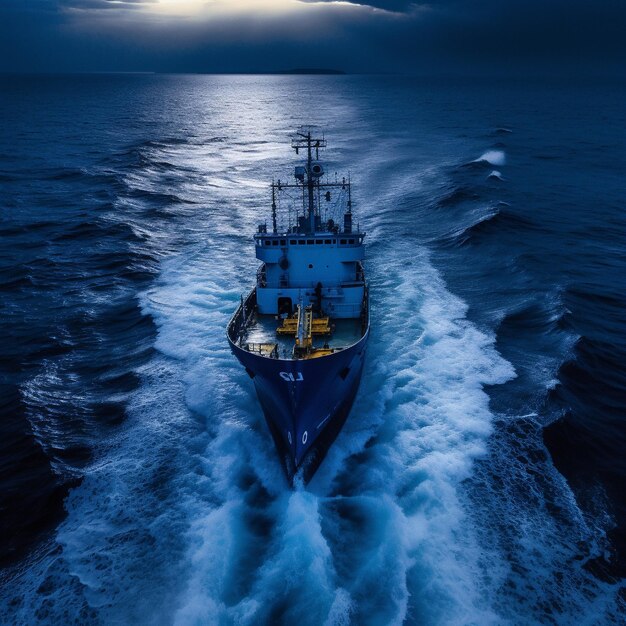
top-left (227, 129), bottom-right (369, 484)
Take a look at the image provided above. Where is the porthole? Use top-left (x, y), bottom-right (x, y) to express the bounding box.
top-left (302, 431), bottom-right (308, 445)
top-left (288, 431), bottom-right (292, 444)
top-left (308, 264), bottom-right (313, 269)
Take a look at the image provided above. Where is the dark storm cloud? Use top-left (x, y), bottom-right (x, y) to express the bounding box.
top-left (0, 0), bottom-right (156, 13)
top-left (1, 0), bottom-right (625, 73)
top-left (61, 0), bottom-right (156, 5)
top-left (436, 0), bottom-right (626, 66)
top-left (303, 0), bottom-right (626, 70)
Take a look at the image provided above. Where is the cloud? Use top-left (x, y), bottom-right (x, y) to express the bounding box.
top-left (1, 0), bottom-right (625, 73)
top-left (298, 0), bottom-right (419, 13)
top-left (58, 0), bottom-right (159, 12)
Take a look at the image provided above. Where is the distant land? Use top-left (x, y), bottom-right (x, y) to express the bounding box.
top-left (278, 68), bottom-right (345, 75)
top-left (243, 68), bottom-right (346, 75)
top-left (180, 68), bottom-right (346, 76)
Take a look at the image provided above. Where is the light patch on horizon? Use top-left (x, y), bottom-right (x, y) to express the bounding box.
top-left (149, 0), bottom-right (408, 17)
top-left (61, 0), bottom-right (406, 19)
top-left (147, 0), bottom-right (299, 17)
top-left (58, 0), bottom-right (300, 18)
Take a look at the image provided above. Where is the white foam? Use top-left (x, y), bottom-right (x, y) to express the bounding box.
top-left (475, 150), bottom-right (506, 166)
top-left (106, 228), bottom-right (516, 625)
top-left (343, 245), bottom-right (515, 623)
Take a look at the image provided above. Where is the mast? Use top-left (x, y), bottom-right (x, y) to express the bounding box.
top-left (268, 128), bottom-right (353, 236)
top-left (291, 128), bottom-right (327, 234)
top-left (271, 182), bottom-right (277, 233)
top-left (306, 130), bottom-right (315, 233)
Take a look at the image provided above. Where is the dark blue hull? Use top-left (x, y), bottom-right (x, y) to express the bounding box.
top-left (228, 289), bottom-right (369, 483)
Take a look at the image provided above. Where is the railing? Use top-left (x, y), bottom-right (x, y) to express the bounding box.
top-left (227, 288), bottom-right (257, 343)
top-left (256, 264), bottom-right (267, 287)
top-left (361, 284), bottom-right (369, 336)
top-left (245, 342), bottom-right (279, 359)
top-left (356, 261), bottom-right (365, 283)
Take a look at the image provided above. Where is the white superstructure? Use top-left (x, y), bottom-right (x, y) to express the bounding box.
top-left (253, 128), bottom-right (365, 319)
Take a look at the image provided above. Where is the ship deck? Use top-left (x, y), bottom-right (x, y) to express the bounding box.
top-left (244, 313), bottom-right (362, 360)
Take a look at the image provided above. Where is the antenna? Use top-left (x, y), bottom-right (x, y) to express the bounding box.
top-left (292, 128), bottom-right (327, 233)
top-left (270, 128), bottom-right (353, 236)
top-left (347, 174), bottom-right (352, 213)
top-left (271, 182), bottom-right (277, 233)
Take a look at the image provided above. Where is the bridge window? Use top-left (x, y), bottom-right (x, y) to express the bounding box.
top-left (281, 240), bottom-right (286, 246)
top-left (325, 239), bottom-right (331, 244)
top-left (298, 240), bottom-right (305, 245)
top-left (307, 240), bottom-right (314, 245)
top-left (290, 240), bottom-right (297, 245)
top-left (316, 240), bottom-right (323, 245)
top-left (348, 239), bottom-right (355, 244)
top-left (340, 239), bottom-right (347, 245)
top-left (332, 239), bottom-right (337, 244)
top-left (265, 240), bottom-right (271, 246)
top-left (272, 240), bottom-right (279, 246)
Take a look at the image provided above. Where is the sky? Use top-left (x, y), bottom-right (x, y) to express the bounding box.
top-left (1, 0), bottom-right (625, 74)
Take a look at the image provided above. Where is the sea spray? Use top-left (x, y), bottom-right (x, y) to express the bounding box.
top-left (474, 150), bottom-right (506, 166)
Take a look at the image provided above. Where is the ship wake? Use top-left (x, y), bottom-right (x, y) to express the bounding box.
top-left (121, 239), bottom-right (518, 624)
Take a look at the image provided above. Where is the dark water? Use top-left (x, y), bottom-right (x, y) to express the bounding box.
top-left (1, 74), bottom-right (625, 624)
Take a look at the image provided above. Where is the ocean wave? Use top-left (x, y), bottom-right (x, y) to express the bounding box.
top-left (0, 412), bottom-right (75, 572)
top-left (496, 300), bottom-right (569, 336)
top-left (125, 188), bottom-right (198, 206)
top-left (0, 221), bottom-right (59, 237)
top-left (438, 206), bottom-right (537, 247)
top-left (0, 274), bottom-right (37, 292)
top-left (436, 186), bottom-right (480, 207)
top-left (473, 150), bottom-right (506, 166)
top-left (52, 219), bottom-right (147, 243)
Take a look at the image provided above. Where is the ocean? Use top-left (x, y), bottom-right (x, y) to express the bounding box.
top-left (1, 73), bottom-right (624, 624)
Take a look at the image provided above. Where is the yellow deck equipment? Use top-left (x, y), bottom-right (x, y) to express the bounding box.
top-left (277, 314), bottom-right (332, 336)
